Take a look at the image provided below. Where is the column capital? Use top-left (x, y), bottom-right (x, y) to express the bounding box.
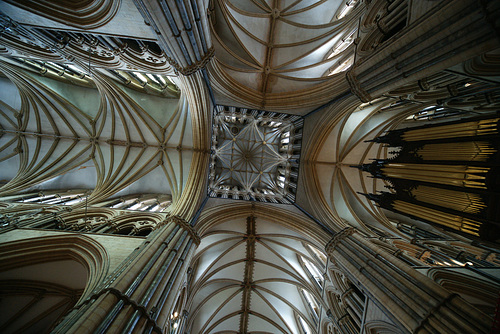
top-left (325, 227), bottom-right (357, 255)
top-left (174, 47), bottom-right (215, 76)
top-left (166, 215), bottom-right (200, 245)
top-left (346, 69), bottom-right (372, 103)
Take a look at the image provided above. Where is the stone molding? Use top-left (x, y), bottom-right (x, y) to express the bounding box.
top-left (168, 215), bottom-right (201, 245)
top-left (325, 227), bottom-right (357, 255)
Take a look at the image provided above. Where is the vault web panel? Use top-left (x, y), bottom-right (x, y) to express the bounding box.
top-left (209, 106), bottom-right (303, 204)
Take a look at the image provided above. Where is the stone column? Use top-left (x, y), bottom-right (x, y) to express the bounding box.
top-left (348, 0), bottom-right (500, 102)
top-left (132, 0), bottom-right (213, 76)
top-left (53, 215), bottom-right (199, 334)
top-left (326, 227), bottom-right (492, 333)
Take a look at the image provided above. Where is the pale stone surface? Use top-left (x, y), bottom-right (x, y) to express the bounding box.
top-left (0, 229), bottom-right (144, 273)
top-left (0, 0), bottom-right (157, 40)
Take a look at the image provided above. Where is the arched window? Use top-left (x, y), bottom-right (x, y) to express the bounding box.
top-left (300, 255), bottom-right (324, 288)
top-left (102, 194), bottom-right (172, 212)
top-left (306, 244), bottom-right (327, 267)
top-left (301, 288), bottom-right (320, 322)
top-left (328, 55), bottom-right (354, 76)
top-left (336, 0), bottom-right (359, 20)
top-left (11, 190), bottom-right (87, 206)
top-left (297, 315), bottom-right (313, 334)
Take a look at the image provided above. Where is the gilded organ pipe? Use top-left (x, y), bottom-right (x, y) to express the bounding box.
top-left (412, 142), bottom-right (496, 162)
top-left (381, 163), bottom-right (489, 189)
top-left (410, 186), bottom-right (486, 214)
top-left (402, 118), bottom-right (499, 141)
top-left (358, 114), bottom-right (500, 241)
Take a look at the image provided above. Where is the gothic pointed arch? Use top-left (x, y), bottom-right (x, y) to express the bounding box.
top-left (3, 0), bottom-right (120, 29)
top-left (0, 234), bottom-right (109, 333)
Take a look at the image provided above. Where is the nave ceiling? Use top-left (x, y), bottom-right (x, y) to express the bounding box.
top-left (187, 201), bottom-right (331, 334)
top-left (0, 57), bottom-right (194, 210)
top-left (0, 0), bottom-right (499, 333)
top-left (209, 0), bottom-right (361, 112)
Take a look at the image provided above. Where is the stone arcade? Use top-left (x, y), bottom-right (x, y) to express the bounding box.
top-left (0, 1), bottom-right (499, 333)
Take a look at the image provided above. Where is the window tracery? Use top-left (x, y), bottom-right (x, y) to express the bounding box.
top-left (297, 314), bottom-right (313, 334)
top-left (300, 254), bottom-right (325, 288)
top-left (301, 288), bottom-right (321, 322)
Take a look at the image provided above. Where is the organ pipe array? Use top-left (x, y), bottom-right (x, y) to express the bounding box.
top-left (358, 114), bottom-right (500, 241)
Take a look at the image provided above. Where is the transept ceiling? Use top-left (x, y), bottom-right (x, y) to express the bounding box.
top-left (208, 0), bottom-right (360, 111)
top-left (0, 0), bottom-right (499, 333)
top-left (0, 58), bottom-right (194, 209)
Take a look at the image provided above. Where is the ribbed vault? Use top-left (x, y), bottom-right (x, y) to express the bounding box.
top-left (187, 208), bottom-right (328, 333)
top-left (0, 1), bottom-right (499, 333)
top-left (0, 59), bottom-right (194, 209)
top-left (209, 0), bottom-right (361, 111)
top-left (299, 58), bottom-right (500, 236)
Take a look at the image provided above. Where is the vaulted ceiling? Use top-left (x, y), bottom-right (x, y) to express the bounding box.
top-left (0, 60), bottom-right (193, 208)
top-left (188, 202), bottom-right (331, 334)
top-left (0, 1), bottom-right (499, 333)
top-left (208, 0), bottom-right (360, 111)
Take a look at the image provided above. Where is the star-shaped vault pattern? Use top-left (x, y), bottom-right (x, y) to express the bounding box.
top-left (209, 106), bottom-right (303, 204)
